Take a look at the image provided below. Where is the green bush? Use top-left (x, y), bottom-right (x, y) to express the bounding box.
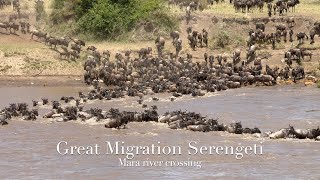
top-left (214, 31), bottom-right (231, 49)
top-left (77, 0), bottom-right (174, 38)
top-left (209, 26), bottom-right (246, 50)
top-left (50, 0), bottom-right (175, 39)
top-left (50, 0), bottom-right (79, 24)
top-left (74, 0), bottom-right (97, 19)
top-left (51, 0), bottom-right (66, 9)
top-left (35, 0), bottom-right (46, 21)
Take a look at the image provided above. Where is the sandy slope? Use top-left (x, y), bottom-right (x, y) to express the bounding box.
top-left (0, 0), bottom-right (320, 77)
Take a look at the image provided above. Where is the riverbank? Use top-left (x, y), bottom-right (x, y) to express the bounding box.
top-left (0, 74), bottom-right (317, 88)
top-left (0, 75), bottom-right (83, 87)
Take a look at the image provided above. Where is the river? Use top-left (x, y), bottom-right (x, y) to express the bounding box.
top-left (0, 85), bottom-right (319, 179)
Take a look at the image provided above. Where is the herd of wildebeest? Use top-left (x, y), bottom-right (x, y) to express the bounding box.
top-left (176, 0), bottom-right (301, 21)
top-left (0, 0), bottom-right (320, 141)
top-left (0, 96), bottom-right (319, 140)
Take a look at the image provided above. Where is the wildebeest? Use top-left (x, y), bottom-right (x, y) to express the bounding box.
top-left (12, 0), bottom-right (19, 10)
top-left (293, 127), bottom-right (320, 139)
top-left (57, 37), bottom-right (71, 47)
top-left (69, 50), bottom-right (80, 60)
top-left (291, 66), bottom-right (305, 82)
top-left (286, 17), bottom-right (295, 28)
top-left (87, 45), bottom-right (97, 52)
top-left (59, 50), bottom-right (70, 59)
top-left (275, 24), bottom-right (286, 33)
top-left (47, 37), bottom-right (59, 49)
top-left (309, 27), bottom-right (320, 44)
top-left (174, 38), bottom-right (182, 57)
top-left (71, 43), bottom-right (81, 53)
top-left (287, 0), bottom-right (300, 12)
top-left (233, 49), bottom-right (241, 64)
top-left (301, 49), bottom-right (312, 60)
top-left (186, 6), bottom-right (191, 24)
top-left (227, 122), bottom-right (243, 134)
top-left (71, 38), bottom-right (85, 47)
top-left (284, 51), bottom-right (292, 67)
top-left (246, 45), bottom-right (256, 62)
top-left (138, 47), bottom-right (152, 59)
top-left (256, 22), bottom-right (265, 32)
top-left (170, 31), bottom-right (180, 45)
top-left (30, 30), bottom-right (47, 40)
top-left (8, 22), bottom-right (19, 34)
top-left (269, 125), bottom-right (295, 139)
top-left (202, 29), bottom-right (208, 47)
top-left (289, 48), bottom-right (302, 61)
top-left (256, 0), bottom-right (264, 12)
top-left (155, 36), bottom-right (165, 58)
top-left (0, 22), bottom-right (9, 32)
top-left (296, 32), bottom-right (308, 44)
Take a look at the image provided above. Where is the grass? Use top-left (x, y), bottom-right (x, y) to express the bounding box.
top-left (0, 42), bottom-right (43, 50)
top-left (169, 0), bottom-right (320, 20)
top-left (22, 57), bottom-right (52, 74)
top-left (0, 65), bottom-right (12, 73)
top-left (170, 2), bottom-right (264, 18)
top-left (0, 44), bottom-right (31, 57)
top-left (0, 36), bottom-right (85, 76)
top-left (299, 43), bottom-right (320, 50)
top-left (21, 1), bottom-right (30, 10)
top-left (3, 49), bottom-right (27, 57)
top-left (209, 26), bottom-right (247, 50)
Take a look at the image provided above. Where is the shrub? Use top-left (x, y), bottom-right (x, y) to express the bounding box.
top-left (213, 31), bottom-right (231, 49)
top-left (77, 0), bottom-right (174, 39)
top-left (35, 0), bottom-right (46, 21)
top-left (50, 0), bottom-right (79, 24)
top-left (50, 0), bottom-right (175, 39)
top-left (74, 0), bottom-right (97, 19)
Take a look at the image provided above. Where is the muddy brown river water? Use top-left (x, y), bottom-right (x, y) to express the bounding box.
top-left (0, 85), bottom-right (319, 179)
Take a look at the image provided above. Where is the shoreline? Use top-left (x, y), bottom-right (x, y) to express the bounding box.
top-left (0, 75), bottom-right (317, 88)
top-left (0, 75), bottom-right (84, 87)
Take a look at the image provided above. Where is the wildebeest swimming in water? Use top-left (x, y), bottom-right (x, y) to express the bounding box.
top-left (104, 108), bottom-right (158, 129)
top-left (158, 110), bottom-right (258, 134)
top-left (227, 122), bottom-right (243, 134)
top-left (0, 102), bottom-right (39, 122)
top-left (0, 114), bottom-right (9, 125)
top-left (243, 127), bottom-right (261, 134)
top-left (269, 125), bottom-right (295, 139)
top-left (293, 127), bottom-right (320, 139)
top-left (1, 95), bottom-right (319, 141)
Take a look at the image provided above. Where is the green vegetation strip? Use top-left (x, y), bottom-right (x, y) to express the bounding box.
top-left (50, 0), bottom-right (176, 40)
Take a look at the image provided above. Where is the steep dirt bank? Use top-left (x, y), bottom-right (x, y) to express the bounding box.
top-left (0, 32), bottom-right (84, 76)
top-left (0, 75), bottom-right (83, 87)
top-left (0, 1), bottom-right (320, 78)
